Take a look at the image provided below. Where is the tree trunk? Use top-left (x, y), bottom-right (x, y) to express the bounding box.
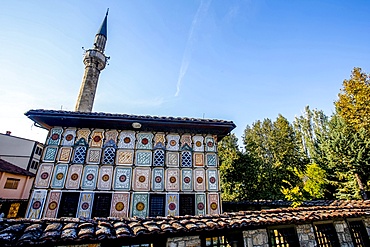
top-left (355, 173), bottom-right (368, 199)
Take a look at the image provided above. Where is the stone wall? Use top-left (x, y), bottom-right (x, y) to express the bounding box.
top-left (296, 224), bottom-right (317, 247)
top-left (334, 220), bottom-right (354, 247)
top-left (243, 229), bottom-right (269, 247)
top-left (167, 236), bottom-right (201, 247)
top-left (363, 217), bottom-right (370, 237)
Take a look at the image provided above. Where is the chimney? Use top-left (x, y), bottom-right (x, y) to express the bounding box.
top-left (5, 131), bottom-right (11, 135)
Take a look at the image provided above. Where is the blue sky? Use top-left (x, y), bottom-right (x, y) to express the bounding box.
top-left (1, 0), bottom-right (370, 146)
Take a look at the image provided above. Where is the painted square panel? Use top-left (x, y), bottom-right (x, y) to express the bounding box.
top-left (35, 163), bottom-right (53, 188)
top-left (166, 134), bottom-right (180, 151)
top-left (206, 153), bottom-right (217, 167)
top-left (166, 152), bottom-right (179, 167)
top-left (207, 169), bottom-right (219, 191)
top-left (136, 132), bottom-right (153, 150)
top-left (43, 146), bottom-right (58, 162)
top-left (43, 191), bottom-right (62, 218)
top-left (195, 193), bottom-right (206, 215)
top-left (86, 148), bottom-right (102, 164)
top-left (205, 136), bottom-right (217, 152)
top-left (116, 149), bottom-right (134, 165)
top-left (81, 165), bottom-right (99, 190)
top-left (113, 167), bottom-right (132, 190)
top-left (110, 192), bottom-right (130, 217)
top-left (26, 190), bottom-right (48, 219)
top-left (133, 167), bottom-right (151, 191)
top-left (154, 133), bottom-right (165, 147)
top-left (207, 193), bottom-right (220, 215)
top-left (58, 147), bottom-right (72, 163)
top-left (76, 129), bottom-right (91, 142)
top-left (181, 169), bottom-right (193, 191)
top-left (194, 153), bottom-right (204, 167)
top-left (192, 135), bottom-right (204, 152)
top-left (47, 128), bottom-right (63, 145)
top-left (135, 151), bottom-right (152, 166)
top-left (166, 168), bottom-right (179, 191)
top-left (118, 131), bottom-right (136, 149)
top-left (51, 164), bottom-right (68, 188)
top-left (77, 192), bottom-right (94, 219)
top-left (152, 168), bottom-right (164, 191)
top-left (194, 169), bottom-right (205, 191)
top-left (61, 128), bottom-right (76, 146)
top-left (180, 134), bottom-right (192, 149)
top-left (90, 129), bottom-right (104, 148)
top-left (65, 165), bottom-right (83, 189)
top-left (105, 130), bottom-right (118, 144)
top-left (97, 166), bottom-right (113, 190)
top-left (166, 193), bottom-right (179, 216)
top-left (131, 193), bottom-right (149, 217)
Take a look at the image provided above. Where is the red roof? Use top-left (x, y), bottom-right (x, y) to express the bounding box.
top-left (0, 159), bottom-right (35, 177)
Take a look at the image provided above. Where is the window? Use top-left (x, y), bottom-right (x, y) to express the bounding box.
top-left (73, 146), bottom-right (87, 164)
top-left (348, 220), bottom-right (370, 247)
top-left (179, 194), bottom-right (195, 216)
top-left (102, 147), bottom-right (116, 164)
top-left (268, 227), bottom-right (300, 247)
top-left (91, 193), bottom-right (112, 218)
top-left (202, 233), bottom-right (243, 247)
top-left (35, 146), bottom-right (43, 156)
top-left (4, 178), bottom-right (20, 189)
top-left (30, 160), bottom-right (39, 170)
top-left (57, 192), bottom-right (80, 218)
top-left (149, 194), bottom-right (165, 217)
top-left (204, 236), bottom-right (230, 247)
top-left (314, 223), bottom-right (340, 247)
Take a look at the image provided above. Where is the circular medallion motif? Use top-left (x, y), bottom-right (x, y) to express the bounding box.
top-left (136, 202), bottom-right (145, 211)
top-left (169, 203), bottom-right (176, 211)
top-left (170, 176), bottom-right (176, 183)
top-left (210, 177), bottom-right (216, 184)
top-left (197, 177), bottom-right (203, 183)
top-left (184, 177), bottom-right (191, 183)
top-left (56, 172), bottom-right (64, 180)
top-left (48, 201), bottom-right (58, 210)
top-left (207, 141), bottom-right (214, 147)
top-left (196, 141), bottom-right (202, 147)
top-left (124, 137), bottom-right (131, 143)
top-left (119, 175), bottom-right (127, 182)
top-left (138, 176), bottom-right (146, 183)
top-left (155, 176), bottom-right (162, 183)
top-left (41, 172), bottom-right (49, 180)
top-left (32, 201), bottom-right (41, 210)
top-left (197, 202), bottom-right (205, 210)
top-left (65, 134), bottom-right (74, 141)
top-left (93, 136), bottom-right (101, 142)
top-left (102, 174), bottom-right (110, 181)
top-left (81, 202), bottom-right (89, 210)
top-left (86, 174), bottom-right (94, 181)
top-left (115, 202), bottom-right (125, 211)
top-left (71, 173), bottom-right (79, 181)
top-left (51, 133), bottom-right (59, 140)
top-left (210, 202), bottom-right (218, 210)
top-left (141, 138), bottom-right (149, 145)
top-left (170, 140), bottom-right (177, 146)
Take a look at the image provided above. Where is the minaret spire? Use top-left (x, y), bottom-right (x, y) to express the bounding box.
top-left (75, 10), bottom-right (109, 112)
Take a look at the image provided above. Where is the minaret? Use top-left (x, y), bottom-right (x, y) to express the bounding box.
top-left (75, 10), bottom-right (109, 112)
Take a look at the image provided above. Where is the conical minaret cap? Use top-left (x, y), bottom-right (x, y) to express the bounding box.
top-left (97, 8), bottom-right (108, 38)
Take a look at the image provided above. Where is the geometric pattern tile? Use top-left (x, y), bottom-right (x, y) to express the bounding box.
top-left (86, 148), bottom-right (101, 164)
top-left (135, 151), bottom-right (152, 166)
top-left (194, 153), bottom-right (204, 167)
top-left (181, 151), bottom-right (192, 167)
top-left (166, 152), bottom-right (179, 167)
top-left (47, 128), bottom-right (63, 146)
top-left (72, 146), bottom-right (87, 164)
top-left (153, 149), bottom-right (165, 166)
top-left (116, 149), bottom-right (134, 165)
top-left (102, 147), bottom-right (116, 165)
top-left (43, 146), bottom-right (58, 162)
top-left (206, 153), bottom-right (217, 167)
top-left (57, 147), bottom-right (72, 163)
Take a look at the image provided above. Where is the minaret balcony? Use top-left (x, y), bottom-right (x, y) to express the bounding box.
top-left (83, 49), bottom-right (107, 71)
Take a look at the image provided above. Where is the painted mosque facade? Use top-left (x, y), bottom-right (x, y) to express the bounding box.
top-left (25, 12), bottom-right (235, 219)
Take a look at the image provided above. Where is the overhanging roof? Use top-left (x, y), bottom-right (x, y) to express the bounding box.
top-left (25, 110), bottom-right (236, 140)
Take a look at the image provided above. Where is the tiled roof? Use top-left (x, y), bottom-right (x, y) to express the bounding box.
top-left (1, 200), bottom-right (370, 246)
top-left (0, 159), bottom-right (35, 177)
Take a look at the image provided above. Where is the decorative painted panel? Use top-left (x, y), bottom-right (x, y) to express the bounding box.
top-left (72, 146), bottom-right (87, 164)
top-left (153, 149), bottom-right (165, 166)
top-left (207, 193), bottom-right (220, 215)
top-left (116, 149), bottom-right (134, 165)
top-left (136, 133), bottom-right (153, 150)
top-left (47, 128), bottom-right (63, 145)
top-left (43, 146), bottom-right (58, 162)
top-left (194, 153), bottom-right (204, 167)
top-left (166, 193), bottom-right (179, 216)
top-left (195, 193), bottom-right (206, 215)
top-left (180, 134), bottom-right (192, 149)
top-left (154, 133), bottom-right (165, 147)
top-left (51, 164), bottom-right (68, 188)
top-left (34, 164), bottom-right (53, 188)
top-left (152, 168), bottom-right (164, 191)
top-left (181, 169), bottom-right (193, 191)
top-left (43, 191), bottom-right (62, 218)
top-left (133, 167), bottom-right (151, 191)
top-left (194, 169), bottom-right (205, 191)
top-left (76, 129), bottom-right (90, 142)
top-left (65, 165), bottom-right (83, 189)
top-left (166, 152), bottom-right (179, 167)
top-left (81, 165), bottom-right (99, 190)
top-left (181, 151), bottom-right (192, 167)
top-left (166, 168), bottom-right (179, 191)
top-left (166, 134), bottom-right (180, 151)
top-left (113, 167), bottom-right (132, 190)
top-left (206, 153), bottom-right (217, 167)
top-left (110, 192), bottom-right (130, 217)
top-left (97, 166), bottom-right (113, 190)
top-left (193, 135), bottom-right (204, 152)
top-left (105, 130), bottom-right (118, 144)
top-left (26, 190), bottom-right (48, 219)
top-left (102, 147), bottom-right (116, 164)
top-left (57, 147), bottom-right (72, 163)
top-left (135, 151), bottom-right (152, 166)
top-left (131, 193), bottom-right (149, 217)
top-left (86, 148), bottom-right (102, 164)
top-left (61, 128), bottom-right (76, 146)
top-left (90, 129), bottom-right (104, 148)
top-left (77, 192), bottom-right (94, 219)
top-left (207, 169), bottom-right (219, 191)
top-left (118, 131), bottom-right (136, 149)
top-left (205, 136), bottom-right (217, 152)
